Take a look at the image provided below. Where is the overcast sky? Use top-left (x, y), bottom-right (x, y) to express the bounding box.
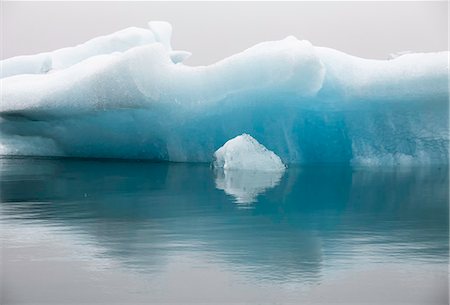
top-left (1, 1), bottom-right (448, 65)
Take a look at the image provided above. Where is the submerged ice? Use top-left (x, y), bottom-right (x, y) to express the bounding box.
top-left (1, 22), bottom-right (448, 165)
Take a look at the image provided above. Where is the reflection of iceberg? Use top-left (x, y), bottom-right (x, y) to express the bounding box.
top-left (215, 169), bottom-right (284, 204)
top-left (0, 159), bottom-right (448, 283)
top-left (1, 21), bottom-right (448, 164)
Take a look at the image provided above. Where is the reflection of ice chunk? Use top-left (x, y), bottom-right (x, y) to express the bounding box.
top-left (213, 134), bottom-right (286, 171)
top-left (215, 169), bottom-right (284, 204)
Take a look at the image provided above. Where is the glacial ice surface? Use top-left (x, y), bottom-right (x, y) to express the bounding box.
top-left (1, 21), bottom-right (448, 165)
top-left (0, 21), bottom-right (186, 78)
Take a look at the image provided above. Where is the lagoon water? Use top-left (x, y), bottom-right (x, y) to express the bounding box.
top-left (0, 157), bottom-right (448, 304)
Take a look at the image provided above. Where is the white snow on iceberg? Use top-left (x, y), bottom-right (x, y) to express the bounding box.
top-left (0, 21), bottom-right (448, 165)
top-left (213, 134), bottom-right (286, 171)
top-left (0, 21), bottom-right (188, 79)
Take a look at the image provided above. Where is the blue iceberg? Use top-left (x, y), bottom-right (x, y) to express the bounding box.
top-left (1, 21), bottom-right (448, 165)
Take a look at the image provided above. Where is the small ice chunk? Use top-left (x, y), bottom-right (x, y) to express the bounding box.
top-left (213, 134), bottom-right (286, 171)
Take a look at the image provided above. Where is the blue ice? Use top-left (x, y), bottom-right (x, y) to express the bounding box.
top-left (1, 22), bottom-right (448, 165)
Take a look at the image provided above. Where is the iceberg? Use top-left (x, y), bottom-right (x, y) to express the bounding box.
top-left (0, 21), bottom-right (448, 165)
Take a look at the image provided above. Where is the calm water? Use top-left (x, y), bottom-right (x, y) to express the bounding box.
top-left (0, 158), bottom-right (448, 304)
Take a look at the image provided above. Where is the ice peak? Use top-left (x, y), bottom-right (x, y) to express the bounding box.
top-left (148, 21), bottom-right (173, 51)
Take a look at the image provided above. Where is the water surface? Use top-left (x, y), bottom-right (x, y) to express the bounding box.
top-left (1, 158), bottom-right (448, 304)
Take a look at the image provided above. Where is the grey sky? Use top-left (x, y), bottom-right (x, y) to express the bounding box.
top-left (1, 1), bottom-right (448, 65)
